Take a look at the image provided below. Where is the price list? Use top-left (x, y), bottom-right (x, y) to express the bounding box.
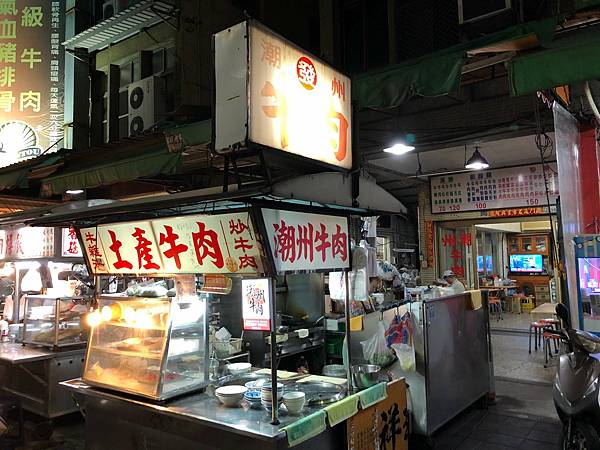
top-left (430, 163), bottom-right (559, 214)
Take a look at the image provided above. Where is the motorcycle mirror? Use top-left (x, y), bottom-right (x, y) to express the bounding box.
top-left (555, 303), bottom-right (571, 329)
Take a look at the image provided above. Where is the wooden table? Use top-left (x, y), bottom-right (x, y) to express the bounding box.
top-left (529, 302), bottom-right (557, 316)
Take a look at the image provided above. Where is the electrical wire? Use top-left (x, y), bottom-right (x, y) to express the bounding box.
top-left (533, 94), bottom-right (560, 266)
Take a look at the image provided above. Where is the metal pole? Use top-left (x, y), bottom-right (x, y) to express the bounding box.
top-left (269, 277), bottom-right (279, 424)
top-left (344, 269), bottom-right (353, 392)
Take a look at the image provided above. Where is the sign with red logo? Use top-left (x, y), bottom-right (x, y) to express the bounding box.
top-left (79, 212), bottom-right (263, 275)
top-left (296, 56), bottom-right (317, 90)
top-left (242, 278), bottom-right (271, 331)
top-left (261, 209), bottom-right (350, 272)
top-left (214, 21), bottom-right (352, 170)
top-left (0, 227), bottom-right (55, 260)
top-left (61, 227), bottom-right (82, 257)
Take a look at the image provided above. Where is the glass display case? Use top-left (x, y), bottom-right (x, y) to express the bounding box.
top-left (574, 236), bottom-right (600, 334)
top-left (83, 289), bottom-right (209, 401)
top-left (22, 295), bottom-right (91, 348)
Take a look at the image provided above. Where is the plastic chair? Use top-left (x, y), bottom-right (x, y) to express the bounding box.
top-left (489, 294), bottom-right (503, 321)
top-left (543, 330), bottom-right (562, 367)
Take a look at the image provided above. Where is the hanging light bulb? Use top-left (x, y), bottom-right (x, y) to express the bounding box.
top-left (465, 147), bottom-right (490, 170)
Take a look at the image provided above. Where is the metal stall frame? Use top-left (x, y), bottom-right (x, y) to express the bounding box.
top-left (31, 195), bottom-right (362, 425)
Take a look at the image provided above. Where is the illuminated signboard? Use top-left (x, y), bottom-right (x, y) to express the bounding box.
top-left (214, 20), bottom-right (352, 170)
top-left (0, 1), bottom-right (65, 168)
top-left (80, 212), bottom-right (263, 275)
top-left (0, 227), bottom-right (54, 259)
top-left (242, 278), bottom-right (271, 331)
top-left (61, 227), bottom-right (82, 257)
top-left (261, 208), bottom-right (350, 272)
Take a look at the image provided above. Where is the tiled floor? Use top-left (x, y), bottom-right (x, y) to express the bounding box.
top-left (410, 379), bottom-right (562, 449)
top-left (491, 331), bottom-right (556, 384)
top-left (490, 312), bottom-right (533, 332)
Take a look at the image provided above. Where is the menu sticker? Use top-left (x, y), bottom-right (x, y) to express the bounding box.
top-left (242, 278), bottom-right (271, 331)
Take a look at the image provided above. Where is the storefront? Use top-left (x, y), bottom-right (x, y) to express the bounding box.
top-left (420, 162), bottom-right (561, 331)
top-left (0, 211), bottom-right (90, 426)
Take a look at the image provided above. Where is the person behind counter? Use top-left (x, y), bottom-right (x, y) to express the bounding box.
top-left (442, 270), bottom-right (466, 295)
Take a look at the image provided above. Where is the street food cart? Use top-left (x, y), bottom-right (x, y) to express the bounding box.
top-left (0, 211), bottom-right (91, 422)
top-left (26, 188), bottom-right (406, 450)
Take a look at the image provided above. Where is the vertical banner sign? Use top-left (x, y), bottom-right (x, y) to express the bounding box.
top-left (61, 227), bottom-right (82, 257)
top-left (425, 220), bottom-right (434, 268)
top-left (0, 1), bottom-right (65, 168)
top-left (242, 278), bottom-right (271, 331)
top-left (261, 208), bottom-right (350, 272)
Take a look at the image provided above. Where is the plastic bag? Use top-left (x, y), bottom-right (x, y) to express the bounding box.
top-left (360, 321), bottom-right (395, 367)
top-left (386, 312), bottom-right (416, 372)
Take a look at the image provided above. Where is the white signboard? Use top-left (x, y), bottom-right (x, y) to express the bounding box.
top-left (61, 227), bottom-right (82, 257)
top-left (261, 208), bottom-right (350, 272)
top-left (0, 227), bottom-right (54, 260)
top-left (430, 163), bottom-right (559, 214)
top-left (242, 278), bottom-right (271, 331)
top-left (214, 20), bottom-right (352, 170)
top-left (80, 212), bottom-right (263, 275)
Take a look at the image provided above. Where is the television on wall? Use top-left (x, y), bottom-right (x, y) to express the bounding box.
top-left (477, 255), bottom-right (493, 273)
top-left (509, 254), bottom-right (543, 273)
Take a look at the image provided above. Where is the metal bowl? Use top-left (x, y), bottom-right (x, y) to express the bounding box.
top-left (351, 364), bottom-right (381, 389)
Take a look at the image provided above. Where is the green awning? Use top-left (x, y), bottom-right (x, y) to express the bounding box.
top-left (353, 17), bottom-right (558, 109)
top-left (41, 147), bottom-right (181, 196)
top-left (0, 154), bottom-right (63, 190)
top-left (508, 28), bottom-right (600, 96)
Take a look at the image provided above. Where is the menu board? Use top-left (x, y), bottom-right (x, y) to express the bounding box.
top-left (430, 163), bottom-right (559, 214)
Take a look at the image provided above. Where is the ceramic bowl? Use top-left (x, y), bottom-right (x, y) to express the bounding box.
top-left (283, 391), bottom-right (306, 414)
top-left (228, 362), bottom-right (252, 376)
top-left (215, 385), bottom-right (247, 407)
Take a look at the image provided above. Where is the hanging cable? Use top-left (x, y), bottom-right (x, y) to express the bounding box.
top-left (533, 94), bottom-right (560, 266)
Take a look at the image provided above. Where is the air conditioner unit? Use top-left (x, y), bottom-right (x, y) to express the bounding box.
top-left (458, 0), bottom-right (512, 24)
top-left (102, 0), bottom-right (130, 20)
top-left (128, 76), bottom-right (163, 136)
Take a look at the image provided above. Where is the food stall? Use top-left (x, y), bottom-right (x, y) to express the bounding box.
top-left (23, 189), bottom-right (406, 450)
top-left (0, 212), bottom-right (91, 422)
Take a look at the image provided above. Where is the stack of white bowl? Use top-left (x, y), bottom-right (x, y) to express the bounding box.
top-left (282, 391), bottom-right (306, 415)
top-left (215, 385), bottom-right (247, 407)
top-left (260, 383), bottom-right (284, 411)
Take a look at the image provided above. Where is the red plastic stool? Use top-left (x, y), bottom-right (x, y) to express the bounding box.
top-left (528, 322), bottom-right (548, 353)
top-left (543, 330), bottom-right (562, 367)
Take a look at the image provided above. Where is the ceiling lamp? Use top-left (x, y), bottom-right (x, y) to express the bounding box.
top-left (465, 147), bottom-right (490, 170)
top-left (383, 142), bottom-right (415, 155)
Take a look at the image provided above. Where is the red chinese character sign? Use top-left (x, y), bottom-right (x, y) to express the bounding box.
top-left (262, 209), bottom-right (350, 272)
top-left (79, 212), bottom-right (263, 275)
top-left (213, 21), bottom-right (352, 170)
top-left (61, 227), bottom-right (82, 257)
top-left (242, 278), bottom-right (271, 331)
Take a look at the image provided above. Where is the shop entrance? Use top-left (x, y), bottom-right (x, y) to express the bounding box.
top-left (436, 217), bottom-right (558, 333)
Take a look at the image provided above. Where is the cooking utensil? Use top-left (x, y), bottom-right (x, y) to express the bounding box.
top-left (351, 364), bottom-right (381, 389)
top-left (290, 381), bottom-right (346, 405)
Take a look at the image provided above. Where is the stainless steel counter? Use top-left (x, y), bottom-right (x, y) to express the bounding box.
top-left (62, 379), bottom-right (345, 450)
top-left (0, 343), bottom-right (83, 364)
top-left (0, 343), bottom-right (85, 418)
top-left (350, 292), bottom-right (492, 436)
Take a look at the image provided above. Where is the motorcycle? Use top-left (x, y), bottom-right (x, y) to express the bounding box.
top-left (551, 303), bottom-right (600, 450)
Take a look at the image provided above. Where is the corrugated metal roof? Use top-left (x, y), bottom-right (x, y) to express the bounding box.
top-left (63, 1), bottom-right (177, 52)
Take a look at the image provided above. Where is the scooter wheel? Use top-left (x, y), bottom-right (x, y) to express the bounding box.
top-left (560, 421), bottom-right (600, 450)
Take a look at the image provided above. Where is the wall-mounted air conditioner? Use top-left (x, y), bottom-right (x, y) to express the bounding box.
top-left (458, 0), bottom-right (512, 24)
top-left (128, 76), bottom-right (164, 136)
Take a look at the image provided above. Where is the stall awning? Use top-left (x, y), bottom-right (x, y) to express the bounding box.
top-left (63, 1), bottom-right (177, 52)
top-left (40, 146), bottom-right (181, 196)
top-left (508, 27), bottom-right (600, 96)
top-left (353, 17), bottom-right (558, 109)
top-left (38, 120), bottom-right (211, 196)
top-left (0, 154), bottom-right (63, 190)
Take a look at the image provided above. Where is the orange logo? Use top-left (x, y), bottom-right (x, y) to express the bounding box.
top-left (296, 56), bottom-right (317, 90)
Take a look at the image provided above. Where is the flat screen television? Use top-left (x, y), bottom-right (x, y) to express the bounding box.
top-left (510, 254), bottom-right (543, 273)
